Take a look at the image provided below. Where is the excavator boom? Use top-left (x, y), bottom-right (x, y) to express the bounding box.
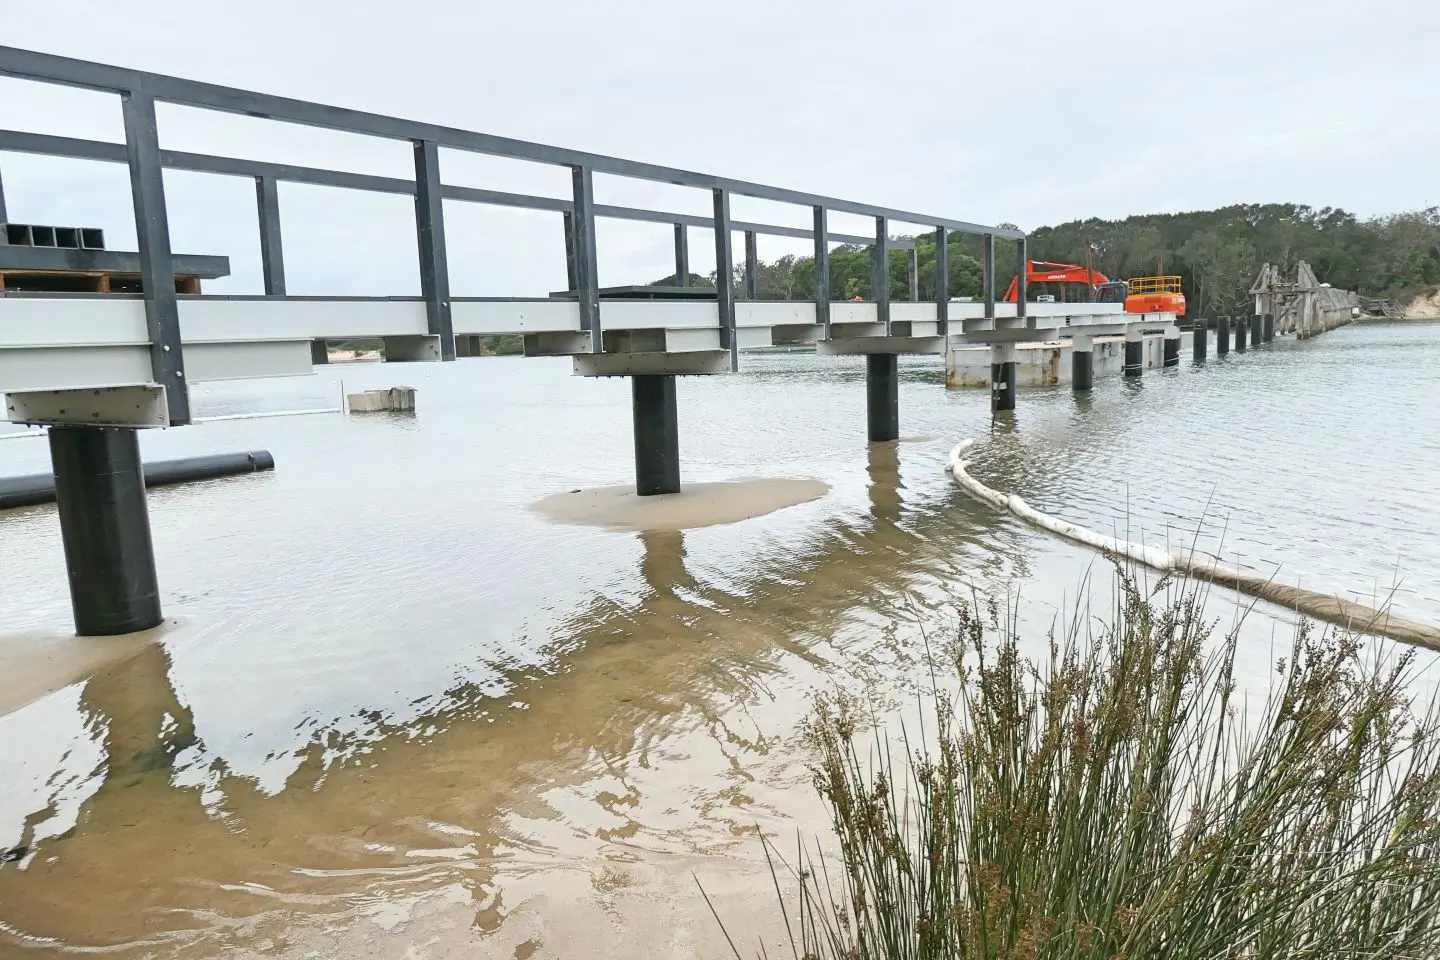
top-left (1001, 260), bottom-right (1110, 302)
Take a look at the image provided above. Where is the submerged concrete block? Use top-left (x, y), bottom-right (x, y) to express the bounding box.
top-left (347, 387), bottom-right (416, 413)
top-left (946, 334), bottom-right (1167, 389)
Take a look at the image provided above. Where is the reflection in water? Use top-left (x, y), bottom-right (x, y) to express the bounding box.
top-left (83, 643), bottom-right (198, 786)
top-left (4, 645), bottom-right (219, 949)
top-left (866, 441), bottom-right (902, 524)
top-left (988, 409), bottom-right (1019, 436)
top-left (637, 530), bottom-right (689, 597)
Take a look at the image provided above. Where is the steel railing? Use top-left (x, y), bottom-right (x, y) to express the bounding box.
top-left (1125, 275), bottom-right (1184, 295)
top-left (0, 45), bottom-right (1026, 425)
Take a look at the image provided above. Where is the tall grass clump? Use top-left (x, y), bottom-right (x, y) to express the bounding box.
top-left (724, 571), bottom-right (1440, 959)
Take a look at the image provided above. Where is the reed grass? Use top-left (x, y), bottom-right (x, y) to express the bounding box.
top-left (714, 569), bottom-right (1440, 959)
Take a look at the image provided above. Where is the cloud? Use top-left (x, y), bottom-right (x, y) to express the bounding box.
top-left (3, 0), bottom-right (1436, 295)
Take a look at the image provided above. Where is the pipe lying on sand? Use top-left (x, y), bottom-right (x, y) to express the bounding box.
top-left (945, 439), bottom-right (1440, 652)
top-left (0, 451), bottom-right (275, 510)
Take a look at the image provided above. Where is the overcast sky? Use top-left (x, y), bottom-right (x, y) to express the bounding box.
top-left (2, 0), bottom-right (1437, 297)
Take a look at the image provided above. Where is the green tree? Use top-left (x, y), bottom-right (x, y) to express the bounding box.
top-left (1181, 231), bottom-right (1258, 318)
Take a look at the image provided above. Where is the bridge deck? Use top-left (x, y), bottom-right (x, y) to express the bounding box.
top-left (0, 293), bottom-right (1172, 408)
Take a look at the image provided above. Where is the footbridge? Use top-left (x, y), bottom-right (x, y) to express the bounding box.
top-left (0, 45), bottom-right (1180, 637)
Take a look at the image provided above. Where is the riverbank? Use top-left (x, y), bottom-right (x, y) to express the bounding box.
top-left (1405, 288), bottom-right (1440, 318)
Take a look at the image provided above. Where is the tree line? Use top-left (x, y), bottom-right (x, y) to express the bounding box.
top-left (1026, 205), bottom-right (1440, 316)
top-left (655, 204), bottom-right (1440, 317)
top-left (652, 230), bottom-right (1011, 305)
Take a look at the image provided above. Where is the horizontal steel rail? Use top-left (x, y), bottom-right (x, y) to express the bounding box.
top-left (0, 45), bottom-right (1021, 239)
top-left (0, 129), bottom-right (910, 249)
top-left (0, 245), bottom-right (229, 277)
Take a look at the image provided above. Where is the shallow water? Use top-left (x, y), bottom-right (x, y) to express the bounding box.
top-left (0, 320), bottom-right (1436, 956)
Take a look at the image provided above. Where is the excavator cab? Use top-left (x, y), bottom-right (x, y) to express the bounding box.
top-left (1094, 281), bottom-right (1128, 304)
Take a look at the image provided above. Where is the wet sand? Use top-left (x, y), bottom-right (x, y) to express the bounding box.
top-left (0, 626), bottom-right (164, 718)
top-left (0, 516), bottom-right (905, 958)
top-left (531, 478), bottom-right (830, 532)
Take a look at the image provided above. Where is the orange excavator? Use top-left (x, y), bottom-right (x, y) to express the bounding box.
top-left (1002, 260), bottom-right (1186, 315)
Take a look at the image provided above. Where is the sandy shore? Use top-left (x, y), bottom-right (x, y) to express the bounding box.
top-left (1404, 289), bottom-right (1440, 319)
top-left (0, 626), bottom-right (166, 717)
top-left (531, 478), bottom-right (829, 532)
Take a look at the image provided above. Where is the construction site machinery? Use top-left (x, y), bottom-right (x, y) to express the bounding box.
top-left (1002, 260), bottom-right (1186, 315)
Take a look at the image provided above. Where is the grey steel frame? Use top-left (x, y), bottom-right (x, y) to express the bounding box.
top-left (254, 176), bottom-right (285, 296)
top-left (872, 216), bottom-right (890, 332)
top-left (673, 224), bottom-right (689, 287)
top-left (0, 44), bottom-right (1025, 423)
top-left (119, 92), bottom-right (189, 424)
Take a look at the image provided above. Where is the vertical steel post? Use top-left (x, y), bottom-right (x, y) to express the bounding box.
top-left (743, 229), bottom-right (758, 299)
top-left (1193, 318), bottom-right (1208, 361)
top-left (873, 215), bottom-right (890, 332)
top-left (1217, 316), bottom-right (1231, 355)
top-left (254, 176), bottom-right (286, 296)
top-left (570, 167), bottom-right (601, 353)
top-left (0, 163), bottom-right (8, 223)
top-left (1015, 236), bottom-right (1028, 320)
top-left (712, 188), bottom-right (737, 370)
top-left (907, 247), bottom-right (919, 301)
top-left (813, 206), bottom-right (831, 338)
top-left (412, 140), bottom-right (454, 361)
top-left (934, 226), bottom-right (949, 336)
top-left (562, 212), bottom-right (579, 291)
top-left (673, 223), bottom-right (689, 287)
top-left (121, 91), bottom-right (190, 426)
top-left (982, 233), bottom-right (996, 320)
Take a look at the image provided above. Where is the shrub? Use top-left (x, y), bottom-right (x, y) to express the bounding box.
top-left (717, 571), bottom-right (1440, 959)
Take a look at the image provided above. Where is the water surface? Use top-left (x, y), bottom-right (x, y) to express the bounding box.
top-left (0, 320), bottom-right (1435, 956)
